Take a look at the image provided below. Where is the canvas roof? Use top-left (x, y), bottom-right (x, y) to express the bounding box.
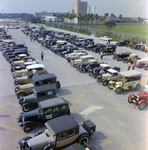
top-left (119, 70), bottom-right (142, 77)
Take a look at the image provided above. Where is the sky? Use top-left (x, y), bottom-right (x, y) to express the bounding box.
top-left (0, 0), bottom-right (148, 18)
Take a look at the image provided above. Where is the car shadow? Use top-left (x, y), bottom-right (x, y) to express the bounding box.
top-left (58, 88), bottom-right (72, 96)
top-left (0, 127), bottom-right (5, 131)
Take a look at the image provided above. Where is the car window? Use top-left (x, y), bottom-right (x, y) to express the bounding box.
top-left (53, 106), bottom-right (60, 112)
top-left (57, 132), bottom-right (67, 140)
top-left (36, 68), bottom-right (43, 71)
top-left (61, 105), bottom-right (67, 110)
top-left (38, 92), bottom-right (46, 96)
top-left (68, 129), bottom-right (76, 137)
top-left (43, 108), bottom-right (52, 115)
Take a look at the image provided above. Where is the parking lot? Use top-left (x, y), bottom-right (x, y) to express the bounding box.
top-left (0, 28), bottom-right (148, 150)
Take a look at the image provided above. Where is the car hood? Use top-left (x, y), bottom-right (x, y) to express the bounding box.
top-left (102, 73), bottom-right (111, 78)
top-left (16, 76), bottom-right (28, 81)
top-left (27, 129), bottom-right (55, 150)
top-left (23, 108), bottom-right (39, 118)
top-left (20, 83), bottom-right (34, 90)
top-left (24, 94), bottom-right (36, 102)
top-left (136, 91), bottom-right (148, 99)
top-left (14, 69), bottom-right (27, 74)
top-left (74, 59), bottom-right (81, 63)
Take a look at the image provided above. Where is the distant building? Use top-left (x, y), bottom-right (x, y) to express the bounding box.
top-left (74, 0), bottom-right (87, 15)
top-left (69, 9), bottom-right (74, 14)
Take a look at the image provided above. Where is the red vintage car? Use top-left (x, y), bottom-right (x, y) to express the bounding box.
top-left (128, 85), bottom-right (148, 110)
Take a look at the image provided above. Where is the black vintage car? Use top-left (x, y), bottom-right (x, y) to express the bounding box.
top-left (91, 43), bottom-right (106, 53)
top-left (112, 51), bottom-right (131, 61)
top-left (76, 59), bottom-right (101, 73)
top-left (102, 44), bottom-right (117, 55)
top-left (88, 63), bottom-right (110, 78)
top-left (60, 47), bottom-right (79, 57)
top-left (117, 40), bottom-right (130, 46)
top-left (17, 97), bottom-right (70, 132)
top-left (80, 39), bottom-right (94, 48)
top-left (133, 44), bottom-right (144, 50)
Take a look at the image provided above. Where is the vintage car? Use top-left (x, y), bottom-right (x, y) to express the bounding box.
top-left (144, 44), bottom-right (148, 53)
top-left (133, 44), bottom-right (144, 50)
top-left (123, 53), bottom-right (139, 63)
top-left (12, 64), bottom-right (47, 78)
top-left (91, 43), bottom-right (106, 53)
top-left (11, 61), bottom-right (36, 72)
top-left (18, 115), bottom-right (96, 150)
top-left (126, 40), bottom-right (139, 49)
top-left (135, 58), bottom-right (148, 68)
top-left (60, 47), bottom-right (79, 58)
top-left (112, 51), bottom-right (131, 61)
top-left (9, 54), bottom-right (27, 63)
top-left (15, 73), bottom-right (61, 98)
top-left (102, 44), bottom-right (117, 55)
top-left (17, 97), bottom-right (70, 132)
top-left (67, 53), bottom-right (87, 63)
top-left (97, 68), bottom-right (119, 86)
top-left (19, 84), bottom-right (57, 112)
top-left (66, 49), bottom-right (88, 60)
top-left (117, 40), bottom-right (130, 46)
top-left (76, 59), bottom-right (101, 73)
top-left (71, 55), bottom-right (96, 67)
top-left (128, 85), bottom-right (148, 110)
top-left (108, 70), bottom-right (142, 94)
top-left (79, 39), bottom-right (94, 48)
top-left (100, 36), bottom-right (112, 41)
top-left (54, 45), bottom-right (73, 54)
top-left (88, 63), bottom-right (110, 78)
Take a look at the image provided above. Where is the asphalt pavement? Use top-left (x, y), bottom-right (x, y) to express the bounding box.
top-left (0, 28), bottom-right (147, 150)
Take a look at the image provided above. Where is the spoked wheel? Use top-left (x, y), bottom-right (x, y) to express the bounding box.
top-left (78, 134), bottom-right (89, 146)
top-left (80, 68), bottom-right (85, 73)
top-left (138, 102), bottom-right (146, 110)
top-left (135, 84), bottom-right (141, 90)
top-left (115, 87), bottom-right (123, 94)
top-left (128, 97), bottom-right (132, 103)
top-left (17, 92), bottom-right (27, 99)
top-left (108, 83), bottom-right (113, 90)
top-left (103, 80), bottom-right (108, 86)
top-left (22, 104), bottom-right (31, 112)
top-left (113, 56), bottom-right (116, 60)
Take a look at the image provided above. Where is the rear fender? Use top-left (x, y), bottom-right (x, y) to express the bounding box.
top-left (138, 100), bottom-right (148, 105)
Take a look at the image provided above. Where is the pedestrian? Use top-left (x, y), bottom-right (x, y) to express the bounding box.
top-left (100, 51), bottom-right (103, 60)
top-left (127, 61), bottom-right (131, 71)
top-left (132, 62), bottom-right (135, 70)
top-left (30, 36), bottom-right (32, 42)
top-left (41, 51), bottom-right (44, 61)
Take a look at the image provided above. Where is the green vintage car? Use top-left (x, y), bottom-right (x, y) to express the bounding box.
top-left (15, 73), bottom-right (61, 98)
top-left (19, 84), bottom-right (57, 112)
top-left (17, 97), bottom-right (70, 132)
top-left (18, 115), bottom-right (96, 150)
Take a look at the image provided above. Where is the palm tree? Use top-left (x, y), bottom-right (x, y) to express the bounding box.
top-left (94, 14), bottom-right (99, 26)
top-left (90, 13), bottom-right (94, 27)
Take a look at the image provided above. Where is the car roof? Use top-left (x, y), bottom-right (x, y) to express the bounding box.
top-left (119, 70), bottom-right (142, 77)
top-left (32, 73), bottom-right (57, 82)
top-left (33, 84), bottom-right (57, 93)
top-left (24, 62), bottom-right (36, 65)
top-left (80, 55), bottom-right (94, 59)
top-left (18, 54), bottom-right (27, 57)
top-left (129, 53), bottom-right (138, 57)
top-left (100, 64), bottom-right (110, 67)
top-left (87, 59), bottom-right (98, 63)
top-left (38, 97), bottom-right (68, 109)
top-left (107, 69), bottom-right (118, 73)
top-left (26, 64), bottom-right (45, 70)
top-left (45, 115), bottom-right (79, 135)
top-left (3, 39), bottom-right (15, 43)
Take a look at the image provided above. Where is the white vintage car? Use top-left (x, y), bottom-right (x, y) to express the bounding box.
top-left (136, 58), bottom-right (148, 68)
top-left (100, 36), bottom-right (112, 41)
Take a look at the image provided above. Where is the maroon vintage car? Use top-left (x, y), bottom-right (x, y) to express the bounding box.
top-left (128, 85), bottom-right (148, 110)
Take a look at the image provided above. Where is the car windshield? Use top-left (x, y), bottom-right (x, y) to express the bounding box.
top-left (144, 88), bottom-right (148, 93)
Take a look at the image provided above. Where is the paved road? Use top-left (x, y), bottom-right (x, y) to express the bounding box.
top-left (0, 28), bottom-right (148, 150)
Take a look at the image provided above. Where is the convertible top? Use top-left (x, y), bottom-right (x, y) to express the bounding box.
top-left (38, 97), bottom-right (68, 110)
top-left (26, 64), bottom-right (45, 70)
top-left (45, 115), bottom-right (79, 136)
top-left (32, 73), bottom-right (57, 82)
top-left (119, 70), bottom-right (142, 77)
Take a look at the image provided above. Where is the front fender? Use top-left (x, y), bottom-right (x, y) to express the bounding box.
top-left (23, 121), bottom-right (35, 126)
top-left (16, 90), bottom-right (27, 95)
top-left (128, 94), bottom-right (134, 98)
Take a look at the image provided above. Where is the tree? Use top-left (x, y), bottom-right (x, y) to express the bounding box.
top-left (94, 14), bottom-right (100, 26)
top-left (104, 13), bottom-right (109, 17)
top-left (119, 14), bottom-right (122, 20)
top-left (104, 21), bottom-right (116, 31)
top-left (90, 13), bottom-right (94, 27)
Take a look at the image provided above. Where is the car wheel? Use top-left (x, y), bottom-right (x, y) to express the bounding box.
top-left (113, 56), bottom-right (116, 60)
top-left (22, 104), bottom-right (31, 112)
top-left (17, 92), bottom-right (27, 99)
top-left (23, 124), bottom-right (34, 133)
top-left (128, 97), bottom-right (132, 103)
top-left (115, 87), bottom-right (123, 94)
top-left (138, 102), bottom-right (146, 110)
top-left (123, 59), bottom-right (126, 63)
top-left (135, 84), bottom-right (141, 90)
top-left (81, 68), bottom-right (85, 73)
top-left (55, 81), bottom-right (61, 89)
top-left (108, 83), bottom-right (113, 90)
top-left (78, 134), bottom-right (90, 146)
top-left (103, 80), bottom-right (108, 86)
top-left (139, 64), bottom-right (144, 68)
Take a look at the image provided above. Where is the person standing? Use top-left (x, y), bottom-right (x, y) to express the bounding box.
top-left (132, 62), bottom-right (135, 70)
top-left (127, 61), bottom-right (131, 71)
top-left (41, 51), bottom-right (44, 61)
top-left (100, 51), bottom-right (103, 60)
